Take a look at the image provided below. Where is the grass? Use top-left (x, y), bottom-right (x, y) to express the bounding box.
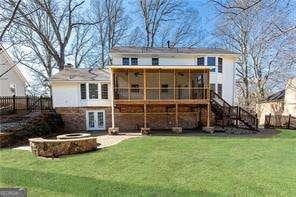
top-left (1, 129), bottom-right (296, 196)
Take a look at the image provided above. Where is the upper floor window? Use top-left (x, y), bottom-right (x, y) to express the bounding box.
top-left (197, 57), bottom-right (204, 66)
top-left (80, 84), bottom-right (86, 99)
top-left (101, 84), bottom-right (108, 99)
top-left (122, 57), bottom-right (129, 65)
top-left (89, 83), bottom-right (98, 99)
top-left (131, 58), bottom-right (138, 65)
top-left (218, 84), bottom-right (222, 96)
top-left (207, 57), bottom-right (216, 66)
top-left (218, 57), bottom-right (223, 73)
top-left (210, 83), bottom-right (216, 92)
top-left (152, 58), bottom-right (159, 65)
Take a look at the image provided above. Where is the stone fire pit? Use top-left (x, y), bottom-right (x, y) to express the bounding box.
top-left (57, 133), bottom-right (91, 139)
top-left (29, 136), bottom-right (99, 158)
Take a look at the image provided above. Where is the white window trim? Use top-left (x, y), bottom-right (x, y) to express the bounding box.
top-left (86, 110), bottom-right (106, 131)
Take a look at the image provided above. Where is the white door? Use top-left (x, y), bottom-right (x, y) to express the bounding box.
top-left (86, 110), bottom-right (105, 131)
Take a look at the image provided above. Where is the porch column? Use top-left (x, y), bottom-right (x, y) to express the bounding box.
top-left (144, 104), bottom-right (147, 128)
top-left (111, 69), bottom-right (115, 127)
top-left (175, 103), bottom-right (179, 127)
top-left (207, 103), bottom-right (210, 127)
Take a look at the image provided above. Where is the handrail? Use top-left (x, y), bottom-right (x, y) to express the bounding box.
top-left (210, 90), bottom-right (258, 129)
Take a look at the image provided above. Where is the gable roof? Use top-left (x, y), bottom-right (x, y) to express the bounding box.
top-left (51, 68), bottom-right (110, 82)
top-left (110, 46), bottom-right (239, 55)
top-left (264, 90), bottom-right (285, 102)
top-left (0, 45), bottom-right (28, 84)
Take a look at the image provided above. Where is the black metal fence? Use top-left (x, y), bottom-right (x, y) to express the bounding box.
top-left (0, 95), bottom-right (53, 114)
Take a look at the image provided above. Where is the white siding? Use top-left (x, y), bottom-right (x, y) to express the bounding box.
top-left (0, 53), bottom-right (26, 96)
top-left (112, 54), bottom-right (236, 104)
top-left (52, 81), bottom-right (112, 108)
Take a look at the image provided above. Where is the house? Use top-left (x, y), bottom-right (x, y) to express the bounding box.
top-left (52, 46), bottom-right (242, 132)
top-left (257, 77), bottom-right (296, 125)
top-left (0, 45), bottom-right (27, 96)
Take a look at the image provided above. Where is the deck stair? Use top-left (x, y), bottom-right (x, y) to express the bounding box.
top-left (210, 90), bottom-right (258, 130)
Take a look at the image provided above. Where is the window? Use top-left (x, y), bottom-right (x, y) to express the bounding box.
top-left (80, 84), bottom-right (86, 99)
top-left (161, 84), bottom-right (169, 93)
top-left (122, 57), bottom-right (129, 65)
top-left (210, 83), bottom-right (216, 92)
top-left (101, 84), bottom-right (108, 99)
top-left (152, 58), bottom-right (159, 65)
top-left (89, 83), bottom-right (98, 99)
top-left (131, 84), bottom-right (139, 93)
top-left (197, 57), bottom-right (204, 66)
top-left (218, 84), bottom-right (222, 96)
top-left (196, 74), bottom-right (204, 87)
top-left (218, 57), bottom-right (223, 73)
top-left (131, 58), bottom-right (138, 65)
top-left (210, 68), bottom-right (216, 72)
top-left (207, 57), bottom-right (216, 66)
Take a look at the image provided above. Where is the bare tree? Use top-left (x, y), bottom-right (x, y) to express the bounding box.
top-left (92, 0), bottom-right (128, 67)
top-left (213, 0), bottom-right (296, 108)
top-left (138, 0), bottom-right (182, 47)
top-left (0, 0), bottom-right (22, 41)
top-left (8, 0), bottom-right (93, 70)
top-left (137, 0), bottom-right (204, 47)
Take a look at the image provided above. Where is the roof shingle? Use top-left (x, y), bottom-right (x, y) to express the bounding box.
top-left (110, 46), bottom-right (238, 55)
top-left (51, 68), bottom-right (110, 82)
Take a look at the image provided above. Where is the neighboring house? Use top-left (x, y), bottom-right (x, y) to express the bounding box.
top-left (0, 45), bottom-right (27, 96)
top-left (52, 46), bottom-right (239, 132)
top-left (257, 77), bottom-right (296, 125)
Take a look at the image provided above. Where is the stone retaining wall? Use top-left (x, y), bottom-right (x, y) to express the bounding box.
top-left (29, 137), bottom-right (98, 157)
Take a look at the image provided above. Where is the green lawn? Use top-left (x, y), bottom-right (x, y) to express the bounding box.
top-left (1, 129), bottom-right (296, 196)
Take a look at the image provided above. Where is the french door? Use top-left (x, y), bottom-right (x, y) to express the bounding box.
top-left (86, 110), bottom-right (105, 131)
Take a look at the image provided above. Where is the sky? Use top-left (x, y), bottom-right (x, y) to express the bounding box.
top-left (13, 0), bottom-right (220, 84)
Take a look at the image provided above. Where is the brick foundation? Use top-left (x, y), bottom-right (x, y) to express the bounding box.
top-left (55, 107), bottom-right (112, 132)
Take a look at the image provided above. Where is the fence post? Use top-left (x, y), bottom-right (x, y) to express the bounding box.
top-left (40, 96), bottom-right (43, 110)
top-left (12, 95), bottom-right (16, 112)
top-left (288, 114), bottom-right (291, 129)
top-left (26, 95), bottom-right (29, 111)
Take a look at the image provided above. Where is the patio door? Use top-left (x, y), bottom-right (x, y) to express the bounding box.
top-left (86, 110), bottom-right (105, 131)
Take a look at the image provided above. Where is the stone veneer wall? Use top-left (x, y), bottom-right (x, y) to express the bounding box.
top-left (55, 107), bottom-right (112, 132)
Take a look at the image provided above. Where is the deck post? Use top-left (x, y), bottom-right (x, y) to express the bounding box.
top-left (175, 103), bottom-right (178, 127)
top-left (144, 104), bottom-right (147, 128)
top-left (207, 103), bottom-right (210, 127)
top-left (111, 69), bottom-right (115, 128)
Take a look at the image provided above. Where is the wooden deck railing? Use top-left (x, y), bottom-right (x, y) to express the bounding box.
top-left (210, 90), bottom-right (258, 130)
top-left (114, 88), bottom-right (209, 100)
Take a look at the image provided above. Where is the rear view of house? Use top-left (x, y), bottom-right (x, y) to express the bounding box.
top-left (52, 46), bottom-right (247, 132)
